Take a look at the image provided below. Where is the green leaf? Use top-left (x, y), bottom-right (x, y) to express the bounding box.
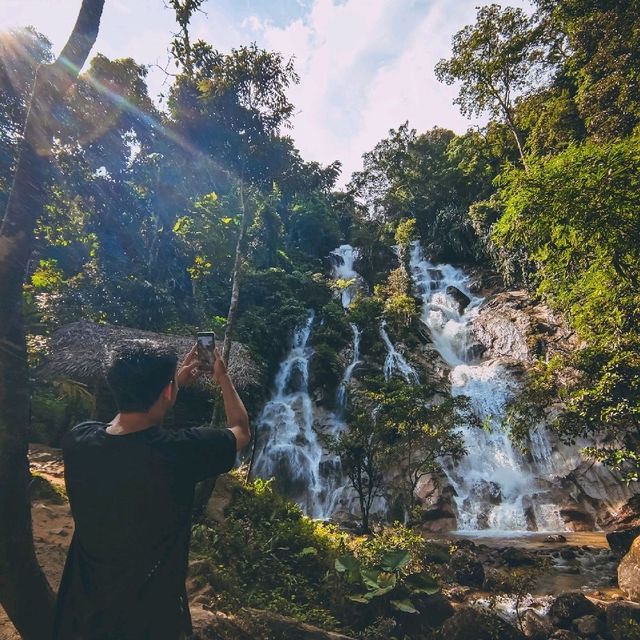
top-left (380, 549), bottom-right (411, 572)
top-left (335, 554), bottom-right (360, 574)
top-left (360, 567), bottom-right (381, 589)
top-left (405, 573), bottom-right (440, 595)
top-left (390, 599), bottom-right (418, 614)
top-left (298, 547), bottom-right (317, 556)
top-left (347, 595), bottom-right (370, 604)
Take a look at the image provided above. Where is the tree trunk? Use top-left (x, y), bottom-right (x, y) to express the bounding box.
top-left (0, 2), bottom-right (105, 638)
top-left (222, 178), bottom-right (250, 365)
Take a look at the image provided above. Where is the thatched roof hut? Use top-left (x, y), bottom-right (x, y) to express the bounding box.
top-left (38, 320), bottom-right (261, 393)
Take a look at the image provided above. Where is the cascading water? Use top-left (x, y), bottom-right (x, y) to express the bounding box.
top-left (253, 311), bottom-right (333, 517)
top-left (330, 244), bottom-right (363, 308)
top-left (380, 320), bottom-right (419, 383)
top-left (337, 323), bottom-right (361, 408)
top-left (409, 242), bottom-right (566, 532)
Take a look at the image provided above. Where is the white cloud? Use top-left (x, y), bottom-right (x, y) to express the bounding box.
top-left (1, 0), bottom-right (532, 186)
top-left (250, 0), bottom-right (506, 185)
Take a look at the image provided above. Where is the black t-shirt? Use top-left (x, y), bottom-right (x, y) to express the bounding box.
top-left (52, 421), bottom-right (237, 640)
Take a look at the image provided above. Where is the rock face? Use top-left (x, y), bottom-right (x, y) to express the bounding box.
top-left (606, 601), bottom-right (640, 640)
top-left (604, 494), bottom-right (640, 556)
top-left (440, 607), bottom-right (525, 640)
top-left (618, 534), bottom-right (640, 602)
top-left (449, 551), bottom-right (485, 587)
top-left (470, 290), bottom-right (580, 363)
top-left (446, 285), bottom-right (471, 313)
top-left (550, 592), bottom-right (599, 628)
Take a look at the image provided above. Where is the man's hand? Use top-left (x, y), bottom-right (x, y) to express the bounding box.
top-left (177, 344), bottom-right (199, 387)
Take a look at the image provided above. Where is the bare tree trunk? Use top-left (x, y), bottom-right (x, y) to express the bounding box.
top-left (0, 2), bottom-right (105, 638)
top-left (222, 178), bottom-right (250, 364)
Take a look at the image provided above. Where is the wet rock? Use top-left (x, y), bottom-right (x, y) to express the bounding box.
top-left (550, 592), bottom-right (598, 627)
top-left (618, 534), bottom-right (640, 602)
top-left (422, 540), bottom-right (451, 565)
top-left (559, 507), bottom-right (596, 531)
top-left (449, 551), bottom-right (485, 587)
top-left (445, 585), bottom-right (472, 603)
top-left (446, 285), bottom-right (471, 314)
top-left (409, 592), bottom-right (454, 631)
top-left (440, 607), bottom-right (525, 640)
top-left (501, 547), bottom-right (537, 567)
top-left (573, 614), bottom-right (600, 636)
top-left (473, 479), bottom-right (502, 505)
top-left (548, 631), bottom-right (582, 640)
top-left (608, 526), bottom-right (640, 558)
top-left (606, 601), bottom-right (640, 640)
top-left (471, 290), bottom-right (579, 363)
top-left (521, 609), bottom-right (552, 640)
top-left (560, 549), bottom-right (577, 561)
top-left (414, 473), bottom-right (457, 533)
top-left (545, 534), bottom-right (568, 543)
top-left (482, 567), bottom-right (503, 592)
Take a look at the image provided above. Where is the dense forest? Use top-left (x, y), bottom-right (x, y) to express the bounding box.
top-left (1, 0), bottom-right (639, 639)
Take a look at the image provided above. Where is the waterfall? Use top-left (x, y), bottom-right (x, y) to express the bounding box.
top-left (337, 323), bottom-right (361, 408)
top-left (330, 244), bottom-right (363, 308)
top-left (409, 242), bottom-right (565, 532)
top-left (380, 321), bottom-right (419, 383)
top-left (253, 311), bottom-right (334, 517)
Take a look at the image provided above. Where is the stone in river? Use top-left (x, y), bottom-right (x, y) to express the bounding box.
top-left (550, 592), bottom-right (598, 627)
top-left (618, 534), bottom-right (640, 602)
top-left (440, 607), bottom-right (525, 640)
top-left (446, 285), bottom-right (471, 314)
top-left (544, 534), bottom-right (567, 543)
top-left (606, 600), bottom-right (640, 640)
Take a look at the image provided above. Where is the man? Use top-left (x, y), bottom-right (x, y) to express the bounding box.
top-left (52, 339), bottom-right (250, 640)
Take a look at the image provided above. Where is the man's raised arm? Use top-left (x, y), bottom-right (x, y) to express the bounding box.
top-left (213, 348), bottom-right (250, 450)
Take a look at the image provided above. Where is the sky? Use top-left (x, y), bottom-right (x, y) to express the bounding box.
top-left (0, 0), bottom-right (530, 184)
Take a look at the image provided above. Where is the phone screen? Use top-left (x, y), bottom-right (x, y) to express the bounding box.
top-left (196, 332), bottom-right (215, 367)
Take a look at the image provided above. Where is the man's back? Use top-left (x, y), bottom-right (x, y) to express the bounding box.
top-left (53, 421), bottom-right (236, 640)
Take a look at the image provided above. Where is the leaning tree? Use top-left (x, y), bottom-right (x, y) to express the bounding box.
top-left (0, 2), bottom-right (105, 638)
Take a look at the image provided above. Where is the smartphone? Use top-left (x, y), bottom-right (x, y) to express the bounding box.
top-left (196, 331), bottom-right (216, 368)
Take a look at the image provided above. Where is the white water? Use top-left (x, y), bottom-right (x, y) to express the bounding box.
top-left (409, 242), bottom-right (566, 532)
top-left (253, 312), bottom-right (334, 517)
top-left (330, 244), bottom-right (363, 308)
top-left (337, 323), bottom-right (361, 408)
top-left (380, 321), bottom-right (419, 383)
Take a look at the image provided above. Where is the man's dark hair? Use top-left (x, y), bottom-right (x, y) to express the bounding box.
top-left (105, 340), bottom-right (178, 412)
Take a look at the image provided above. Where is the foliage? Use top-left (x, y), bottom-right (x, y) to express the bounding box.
top-left (360, 379), bottom-right (467, 516)
top-left (349, 124), bottom-right (488, 262)
top-left (190, 475), bottom-right (345, 629)
top-left (191, 477), bottom-right (439, 636)
top-left (435, 4), bottom-right (546, 167)
top-left (494, 136), bottom-right (640, 342)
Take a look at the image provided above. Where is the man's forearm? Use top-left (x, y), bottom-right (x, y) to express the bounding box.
top-left (219, 373), bottom-right (250, 434)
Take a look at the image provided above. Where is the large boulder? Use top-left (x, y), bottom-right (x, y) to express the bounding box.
top-left (550, 592), bottom-right (599, 628)
top-left (440, 607), bottom-right (525, 640)
top-left (449, 551), bottom-right (485, 588)
top-left (470, 290), bottom-right (579, 363)
top-left (520, 608), bottom-right (552, 640)
top-left (619, 534), bottom-right (640, 602)
top-left (604, 494), bottom-right (640, 557)
top-left (606, 601), bottom-right (640, 640)
top-left (446, 285), bottom-right (471, 314)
